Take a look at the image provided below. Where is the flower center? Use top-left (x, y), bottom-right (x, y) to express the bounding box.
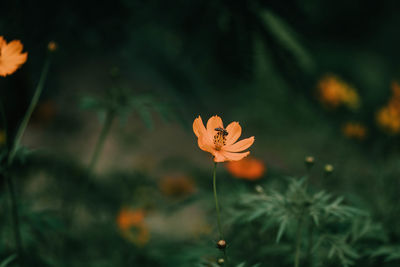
top-left (213, 128), bottom-right (228, 150)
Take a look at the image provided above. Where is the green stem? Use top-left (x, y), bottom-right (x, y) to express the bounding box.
top-left (7, 56), bottom-right (51, 166)
top-left (294, 212), bottom-right (305, 267)
top-left (213, 162), bottom-right (229, 264)
top-left (88, 110), bottom-right (115, 173)
top-left (4, 173), bottom-right (23, 266)
top-left (213, 162), bottom-right (223, 239)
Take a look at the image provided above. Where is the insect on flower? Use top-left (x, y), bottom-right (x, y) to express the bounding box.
top-left (193, 115), bottom-right (255, 162)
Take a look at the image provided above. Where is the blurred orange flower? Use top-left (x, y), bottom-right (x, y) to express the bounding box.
top-left (0, 36), bottom-right (28, 77)
top-left (317, 74), bottom-right (359, 109)
top-left (159, 174), bottom-right (196, 198)
top-left (342, 122), bottom-right (367, 140)
top-left (193, 115), bottom-right (254, 162)
top-left (226, 157), bottom-right (266, 180)
top-left (117, 208), bottom-right (149, 246)
top-left (376, 81), bottom-right (400, 134)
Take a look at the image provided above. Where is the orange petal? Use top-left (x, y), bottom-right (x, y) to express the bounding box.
top-left (224, 137), bottom-right (254, 152)
top-left (213, 151), bottom-right (227, 162)
top-left (219, 151), bottom-right (250, 161)
top-left (198, 133), bottom-right (214, 153)
top-left (0, 38), bottom-right (27, 77)
top-left (193, 116), bottom-right (207, 137)
top-left (3, 40), bottom-right (24, 55)
top-left (206, 115), bottom-right (223, 137)
top-left (225, 122), bottom-right (241, 145)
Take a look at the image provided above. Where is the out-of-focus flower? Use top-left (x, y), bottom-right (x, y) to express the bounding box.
top-left (47, 41), bottom-right (57, 52)
top-left (376, 82), bottom-right (400, 134)
top-left (226, 157), bottom-right (265, 180)
top-left (0, 36), bottom-right (28, 77)
top-left (317, 74), bottom-right (360, 110)
top-left (342, 122), bottom-right (367, 140)
top-left (0, 130), bottom-right (6, 145)
top-left (117, 208), bottom-right (149, 246)
top-left (159, 174), bottom-right (196, 198)
top-left (193, 115), bottom-right (254, 162)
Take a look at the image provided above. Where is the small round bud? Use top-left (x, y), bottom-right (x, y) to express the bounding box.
top-left (217, 239), bottom-right (227, 249)
top-left (305, 156), bottom-right (315, 169)
top-left (48, 41), bottom-right (57, 52)
top-left (255, 185), bottom-right (264, 194)
top-left (217, 258), bottom-right (225, 265)
top-left (324, 164), bottom-right (334, 175)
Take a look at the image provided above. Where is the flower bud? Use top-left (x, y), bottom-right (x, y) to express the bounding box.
top-left (217, 258), bottom-right (225, 265)
top-left (48, 41), bottom-right (57, 52)
top-left (255, 185), bottom-right (264, 194)
top-left (305, 156), bottom-right (315, 169)
top-left (324, 164), bottom-right (334, 175)
top-left (217, 239), bottom-right (227, 249)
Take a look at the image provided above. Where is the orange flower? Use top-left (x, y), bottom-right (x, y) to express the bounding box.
top-left (342, 122), bottom-right (367, 140)
top-left (116, 208), bottom-right (149, 246)
top-left (376, 81), bottom-right (400, 134)
top-left (317, 74), bottom-right (359, 109)
top-left (226, 157), bottom-right (266, 180)
top-left (193, 115), bottom-right (254, 162)
top-left (159, 174), bottom-right (196, 198)
top-left (0, 36), bottom-right (28, 77)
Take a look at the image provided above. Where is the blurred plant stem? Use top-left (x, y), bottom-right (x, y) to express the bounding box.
top-left (3, 48), bottom-right (52, 266)
top-left (212, 162), bottom-right (228, 263)
top-left (7, 56), bottom-right (51, 165)
top-left (294, 211), bottom-right (305, 267)
top-left (88, 110), bottom-right (115, 173)
top-left (4, 173), bottom-right (23, 266)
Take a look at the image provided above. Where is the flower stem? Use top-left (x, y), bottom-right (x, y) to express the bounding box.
top-left (213, 162), bottom-right (228, 264)
top-left (88, 110), bottom-right (115, 173)
top-left (294, 212), bottom-right (305, 267)
top-left (4, 173), bottom-right (23, 266)
top-left (213, 162), bottom-right (223, 239)
top-left (7, 56), bottom-right (51, 166)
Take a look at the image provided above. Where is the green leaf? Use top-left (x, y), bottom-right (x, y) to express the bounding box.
top-left (276, 218), bottom-right (287, 243)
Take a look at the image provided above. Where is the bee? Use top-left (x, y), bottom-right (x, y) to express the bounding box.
top-left (215, 127), bottom-right (228, 136)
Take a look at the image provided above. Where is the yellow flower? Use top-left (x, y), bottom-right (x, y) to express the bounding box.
top-left (0, 36), bottom-right (28, 77)
top-left (342, 122), bottom-right (367, 140)
top-left (317, 74), bottom-right (360, 109)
